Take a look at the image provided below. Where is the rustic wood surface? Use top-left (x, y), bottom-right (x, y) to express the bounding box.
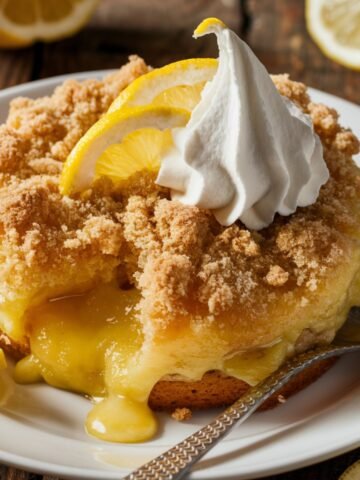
top-left (0, 0), bottom-right (359, 479)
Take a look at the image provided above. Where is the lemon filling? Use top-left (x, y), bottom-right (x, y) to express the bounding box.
top-left (11, 282), bottom-right (292, 443)
top-left (7, 276), bottom-right (354, 443)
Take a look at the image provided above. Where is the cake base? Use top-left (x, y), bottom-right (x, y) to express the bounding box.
top-left (149, 358), bottom-right (337, 411)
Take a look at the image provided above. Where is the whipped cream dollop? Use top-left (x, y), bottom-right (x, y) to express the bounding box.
top-left (156, 20), bottom-right (329, 230)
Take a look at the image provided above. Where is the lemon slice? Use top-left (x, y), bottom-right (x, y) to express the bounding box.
top-left (96, 128), bottom-right (173, 184)
top-left (339, 460), bottom-right (360, 480)
top-left (0, 349), bottom-right (6, 370)
top-left (60, 106), bottom-right (189, 195)
top-left (306, 0), bottom-right (360, 70)
top-left (151, 82), bottom-right (206, 111)
top-left (0, 0), bottom-right (99, 48)
top-left (109, 58), bottom-right (217, 113)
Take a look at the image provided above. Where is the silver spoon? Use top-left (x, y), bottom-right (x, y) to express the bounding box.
top-left (124, 308), bottom-right (360, 480)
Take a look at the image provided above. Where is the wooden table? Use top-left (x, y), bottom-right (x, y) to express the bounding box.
top-left (0, 0), bottom-right (359, 479)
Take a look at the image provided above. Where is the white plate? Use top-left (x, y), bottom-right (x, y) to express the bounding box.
top-left (0, 73), bottom-right (359, 480)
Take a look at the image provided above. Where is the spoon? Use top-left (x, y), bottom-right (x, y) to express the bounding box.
top-left (125, 308), bottom-right (360, 480)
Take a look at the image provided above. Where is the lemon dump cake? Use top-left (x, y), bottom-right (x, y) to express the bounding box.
top-left (0, 19), bottom-right (360, 443)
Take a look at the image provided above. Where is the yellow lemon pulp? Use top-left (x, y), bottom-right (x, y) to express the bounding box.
top-left (322, 0), bottom-right (360, 49)
top-left (95, 128), bottom-right (173, 184)
top-left (306, 0), bottom-right (360, 70)
top-left (151, 82), bottom-right (206, 111)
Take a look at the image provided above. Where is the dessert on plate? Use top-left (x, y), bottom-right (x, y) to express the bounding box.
top-left (0, 18), bottom-right (359, 443)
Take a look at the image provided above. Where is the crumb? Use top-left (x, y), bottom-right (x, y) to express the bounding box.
top-left (0, 57), bottom-right (149, 303)
top-left (265, 265), bottom-right (289, 287)
top-left (271, 74), bottom-right (310, 110)
top-left (277, 395), bottom-right (287, 404)
top-left (171, 407), bottom-right (192, 421)
top-left (4, 56), bottom-right (149, 179)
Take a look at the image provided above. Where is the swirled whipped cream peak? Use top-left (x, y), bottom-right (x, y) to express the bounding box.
top-left (156, 18), bottom-right (329, 230)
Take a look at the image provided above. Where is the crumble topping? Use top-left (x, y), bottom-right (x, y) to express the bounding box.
top-left (171, 407), bottom-right (192, 422)
top-left (0, 55), bottom-right (148, 181)
top-left (265, 265), bottom-right (289, 287)
top-left (0, 59), bottom-right (359, 331)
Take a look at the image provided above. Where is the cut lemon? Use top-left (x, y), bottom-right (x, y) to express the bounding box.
top-left (306, 0), bottom-right (360, 70)
top-left (151, 82), bottom-right (206, 111)
top-left (108, 58), bottom-right (217, 113)
top-left (60, 106), bottom-right (189, 195)
top-left (96, 128), bottom-right (173, 184)
top-left (0, 349), bottom-right (6, 370)
top-left (0, 0), bottom-right (99, 48)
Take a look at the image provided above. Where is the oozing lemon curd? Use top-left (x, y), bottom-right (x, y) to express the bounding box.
top-left (11, 264), bottom-right (360, 443)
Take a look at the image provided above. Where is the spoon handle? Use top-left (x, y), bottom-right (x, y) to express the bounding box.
top-left (124, 344), bottom-right (359, 480)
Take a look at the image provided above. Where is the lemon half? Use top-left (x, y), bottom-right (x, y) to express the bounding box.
top-left (306, 0), bottom-right (360, 70)
top-left (0, 0), bottom-right (99, 48)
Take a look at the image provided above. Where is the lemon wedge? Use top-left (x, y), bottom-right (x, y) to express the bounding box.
top-left (109, 58), bottom-right (217, 113)
top-left (306, 0), bottom-right (360, 70)
top-left (0, 0), bottom-right (99, 48)
top-left (0, 349), bottom-right (6, 370)
top-left (60, 106), bottom-right (189, 195)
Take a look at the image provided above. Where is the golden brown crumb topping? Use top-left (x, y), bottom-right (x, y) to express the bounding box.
top-left (171, 407), bottom-right (192, 421)
top-left (265, 265), bottom-right (289, 287)
top-left (0, 61), bottom-right (359, 331)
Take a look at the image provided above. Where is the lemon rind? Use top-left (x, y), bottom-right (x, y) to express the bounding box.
top-left (60, 105), bottom-right (190, 195)
top-left (109, 58), bottom-right (217, 113)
